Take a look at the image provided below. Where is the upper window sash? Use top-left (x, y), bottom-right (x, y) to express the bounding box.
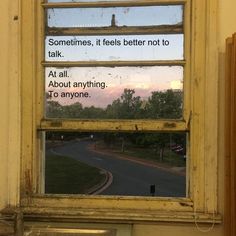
top-left (40, 0), bottom-right (190, 127)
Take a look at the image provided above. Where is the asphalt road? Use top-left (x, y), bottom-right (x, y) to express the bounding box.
top-left (49, 140), bottom-right (186, 197)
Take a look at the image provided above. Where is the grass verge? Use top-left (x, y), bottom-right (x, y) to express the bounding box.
top-left (96, 142), bottom-right (185, 167)
top-left (114, 147), bottom-right (185, 167)
top-left (45, 154), bottom-right (106, 194)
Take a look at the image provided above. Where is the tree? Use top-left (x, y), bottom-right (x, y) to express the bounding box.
top-left (133, 133), bottom-right (170, 161)
top-left (147, 89), bottom-right (182, 119)
top-left (46, 101), bottom-right (63, 118)
top-left (105, 89), bottom-right (144, 119)
top-left (61, 102), bottom-right (83, 118)
top-left (105, 99), bottom-right (122, 119)
top-left (141, 89), bottom-right (183, 161)
top-left (81, 106), bottom-right (105, 119)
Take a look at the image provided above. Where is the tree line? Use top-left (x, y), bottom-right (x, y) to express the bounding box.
top-left (46, 89), bottom-right (186, 161)
top-left (46, 88), bottom-right (183, 119)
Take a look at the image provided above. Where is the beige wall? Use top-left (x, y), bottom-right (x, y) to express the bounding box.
top-left (1, 0), bottom-right (236, 235)
top-left (133, 224), bottom-right (224, 236)
top-left (218, 1), bottom-right (236, 234)
top-left (0, 0), bottom-right (20, 210)
top-left (0, 0), bottom-right (9, 209)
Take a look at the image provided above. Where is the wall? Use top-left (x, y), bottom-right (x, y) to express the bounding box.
top-left (0, 0), bottom-right (20, 210)
top-left (219, 0), bottom-right (236, 51)
top-left (1, 0), bottom-right (236, 235)
top-left (218, 1), bottom-right (236, 235)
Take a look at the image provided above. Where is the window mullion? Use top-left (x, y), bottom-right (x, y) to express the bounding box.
top-left (42, 0), bottom-right (187, 9)
top-left (39, 119), bottom-right (188, 132)
top-left (42, 60), bottom-right (186, 67)
top-left (46, 25), bottom-right (183, 36)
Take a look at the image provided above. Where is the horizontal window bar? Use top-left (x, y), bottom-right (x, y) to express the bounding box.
top-left (42, 60), bottom-right (186, 67)
top-left (39, 119), bottom-right (188, 132)
top-left (46, 25), bottom-right (183, 36)
top-left (43, 0), bottom-right (187, 9)
top-left (19, 202), bottom-right (222, 224)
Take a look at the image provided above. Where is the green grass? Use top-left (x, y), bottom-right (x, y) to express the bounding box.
top-left (45, 154), bottom-right (106, 194)
top-left (116, 147), bottom-right (185, 167)
top-left (97, 141), bottom-right (185, 167)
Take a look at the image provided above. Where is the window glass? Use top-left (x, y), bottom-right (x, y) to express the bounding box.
top-left (47, 6), bottom-right (183, 28)
top-left (45, 35), bottom-right (184, 61)
top-left (45, 131), bottom-right (186, 197)
top-left (45, 66), bottom-right (183, 119)
top-left (43, 2), bottom-right (188, 199)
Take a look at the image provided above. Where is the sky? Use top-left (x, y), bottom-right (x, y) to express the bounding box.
top-left (47, 5), bottom-right (182, 28)
top-left (46, 35), bottom-right (183, 61)
top-left (45, 66), bottom-right (183, 107)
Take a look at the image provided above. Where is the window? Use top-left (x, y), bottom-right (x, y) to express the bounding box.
top-left (20, 0), bottom-right (220, 224)
top-left (43, 0), bottom-right (188, 197)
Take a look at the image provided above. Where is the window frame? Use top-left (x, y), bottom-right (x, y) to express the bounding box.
top-left (19, 0), bottom-right (221, 224)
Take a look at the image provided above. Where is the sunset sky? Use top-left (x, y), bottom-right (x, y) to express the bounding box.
top-left (45, 66), bottom-right (183, 108)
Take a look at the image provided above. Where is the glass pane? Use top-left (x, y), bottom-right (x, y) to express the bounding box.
top-left (45, 66), bottom-right (183, 119)
top-left (45, 131), bottom-right (187, 197)
top-left (47, 6), bottom-right (183, 28)
top-left (45, 34), bottom-right (183, 61)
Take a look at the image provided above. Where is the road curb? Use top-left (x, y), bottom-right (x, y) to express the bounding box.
top-left (86, 170), bottom-right (113, 195)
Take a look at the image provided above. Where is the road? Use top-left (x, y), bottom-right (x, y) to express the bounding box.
top-left (49, 140), bottom-right (186, 197)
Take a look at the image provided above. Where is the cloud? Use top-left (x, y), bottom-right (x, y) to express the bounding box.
top-left (45, 66), bottom-right (183, 108)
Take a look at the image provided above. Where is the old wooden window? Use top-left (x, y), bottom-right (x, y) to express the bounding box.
top-left (20, 0), bottom-right (221, 224)
top-left (41, 0), bottom-right (188, 198)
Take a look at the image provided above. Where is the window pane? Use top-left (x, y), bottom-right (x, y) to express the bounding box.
top-left (45, 131), bottom-right (187, 197)
top-left (47, 6), bottom-right (183, 28)
top-left (45, 34), bottom-right (183, 61)
top-left (45, 66), bottom-right (183, 119)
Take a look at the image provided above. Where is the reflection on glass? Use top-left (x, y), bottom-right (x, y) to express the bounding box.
top-left (45, 66), bottom-right (183, 119)
top-left (47, 6), bottom-right (183, 28)
top-left (45, 35), bottom-right (184, 61)
top-left (45, 131), bottom-right (186, 196)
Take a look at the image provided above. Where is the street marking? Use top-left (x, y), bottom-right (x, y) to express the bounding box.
top-left (93, 157), bottom-right (103, 161)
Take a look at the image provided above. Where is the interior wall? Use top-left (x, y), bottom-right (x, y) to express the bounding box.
top-left (133, 224), bottom-right (223, 236)
top-left (219, 0), bottom-right (236, 209)
top-left (0, 0), bottom-right (9, 209)
top-left (218, 1), bottom-right (236, 235)
top-left (0, 0), bottom-right (236, 235)
top-left (219, 0), bottom-right (236, 51)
